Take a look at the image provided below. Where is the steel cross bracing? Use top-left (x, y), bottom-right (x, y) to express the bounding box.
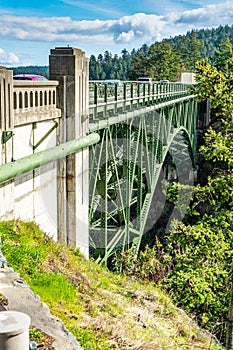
top-left (88, 81), bottom-right (198, 263)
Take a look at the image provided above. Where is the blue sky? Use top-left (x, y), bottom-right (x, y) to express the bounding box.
top-left (0, 0), bottom-right (232, 66)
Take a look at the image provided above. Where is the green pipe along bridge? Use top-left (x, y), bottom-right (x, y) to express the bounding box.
top-left (88, 81), bottom-right (198, 262)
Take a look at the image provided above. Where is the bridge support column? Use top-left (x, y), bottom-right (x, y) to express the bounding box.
top-left (49, 47), bottom-right (90, 257)
top-left (0, 67), bottom-right (15, 220)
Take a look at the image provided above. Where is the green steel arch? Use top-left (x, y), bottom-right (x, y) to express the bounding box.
top-left (88, 82), bottom-right (198, 262)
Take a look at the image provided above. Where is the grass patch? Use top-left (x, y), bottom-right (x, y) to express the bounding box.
top-left (0, 220), bottom-right (222, 350)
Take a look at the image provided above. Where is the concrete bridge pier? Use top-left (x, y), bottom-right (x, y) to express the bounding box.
top-left (0, 67), bottom-right (14, 220)
top-left (49, 47), bottom-right (90, 257)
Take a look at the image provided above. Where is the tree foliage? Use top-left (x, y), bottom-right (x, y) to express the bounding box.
top-left (212, 37), bottom-right (233, 74)
top-left (113, 39), bottom-right (233, 347)
top-left (163, 52), bottom-right (233, 345)
top-left (147, 40), bottom-right (181, 81)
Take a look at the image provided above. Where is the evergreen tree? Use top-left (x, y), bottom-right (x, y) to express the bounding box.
top-left (148, 40), bottom-right (181, 80)
top-left (127, 49), bottom-right (149, 80)
top-left (89, 55), bottom-right (97, 80)
top-left (212, 37), bottom-right (233, 74)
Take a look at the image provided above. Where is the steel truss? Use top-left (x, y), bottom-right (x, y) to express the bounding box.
top-left (89, 97), bottom-right (198, 263)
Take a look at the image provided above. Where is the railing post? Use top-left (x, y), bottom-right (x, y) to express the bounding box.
top-left (137, 83), bottom-right (140, 108)
top-left (130, 83), bottom-right (134, 110)
top-left (114, 83), bottom-right (118, 101)
top-left (147, 83), bottom-right (151, 106)
top-left (123, 82), bottom-right (127, 112)
top-left (152, 83), bottom-right (155, 104)
top-left (143, 83), bottom-right (146, 106)
top-left (94, 83), bottom-right (98, 105)
top-left (104, 83), bottom-right (107, 103)
top-left (49, 47), bottom-right (90, 257)
top-left (114, 83), bottom-right (118, 114)
top-left (93, 83), bottom-right (98, 120)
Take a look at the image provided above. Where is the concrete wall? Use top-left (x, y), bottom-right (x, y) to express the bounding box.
top-left (0, 68), bottom-right (61, 239)
top-left (13, 122), bottom-right (58, 238)
top-left (0, 48), bottom-right (90, 257)
top-left (0, 67), bottom-right (15, 220)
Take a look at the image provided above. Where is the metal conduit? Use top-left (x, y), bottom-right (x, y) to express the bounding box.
top-left (0, 133), bottom-right (100, 185)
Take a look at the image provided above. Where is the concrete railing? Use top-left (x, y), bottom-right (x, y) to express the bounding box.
top-left (13, 80), bottom-right (61, 126)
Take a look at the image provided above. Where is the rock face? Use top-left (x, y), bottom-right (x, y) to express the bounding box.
top-left (0, 256), bottom-right (83, 350)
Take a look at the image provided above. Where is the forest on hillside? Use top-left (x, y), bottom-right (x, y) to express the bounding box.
top-left (11, 24), bottom-right (233, 82)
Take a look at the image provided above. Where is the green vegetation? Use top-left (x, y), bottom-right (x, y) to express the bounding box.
top-left (113, 213), bottom-right (233, 346)
top-left (12, 65), bottom-right (49, 78)
top-left (29, 328), bottom-right (43, 342)
top-left (0, 220), bottom-right (221, 350)
top-left (88, 25), bottom-right (233, 81)
top-left (113, 39), bottom-right (233, 348)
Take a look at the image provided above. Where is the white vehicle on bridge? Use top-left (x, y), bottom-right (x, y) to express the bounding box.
top-left (137, 77), bottom-right (153, 84)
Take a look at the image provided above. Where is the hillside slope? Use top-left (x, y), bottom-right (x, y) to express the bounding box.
top-left (0, 220), bottom-right (222, 350)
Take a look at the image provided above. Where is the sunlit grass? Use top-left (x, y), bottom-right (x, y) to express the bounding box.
top-left (0, 220), bottom-right (222, 350)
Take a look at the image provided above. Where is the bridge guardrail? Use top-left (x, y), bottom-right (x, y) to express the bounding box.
top-left (89, 81), bottom-right (192, 122)
top-left (13, 80), bottom-right (61, 126)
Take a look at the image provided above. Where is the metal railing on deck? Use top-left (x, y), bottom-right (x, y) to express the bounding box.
top-left (89, 81), bottom-right (192, 122)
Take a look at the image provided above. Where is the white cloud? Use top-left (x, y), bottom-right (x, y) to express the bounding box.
top-left (114, 13), bottom-right (165, 42)
top-left (158, 1), bottom-right (233, 40)
top-left (0, 3), bottom-right (232, 49)
top-left (116, 30), bottom-right (135, 43)
top-left (0, 13), bottom-right (165, 46)
top-left (172, 1), bottom-right (233, 27)
top-left (0, 48), bottom-right (20, 65)
top-left (0, 1), bottom-right (232, 64)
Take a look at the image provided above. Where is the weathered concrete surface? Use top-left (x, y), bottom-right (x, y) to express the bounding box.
top-left (0, 255), bottom-right (83, 350)
top-left (50, 47), bottom-right (90, 257)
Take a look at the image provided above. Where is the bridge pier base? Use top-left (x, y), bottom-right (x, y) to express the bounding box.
top-left (49, 47), bottom-right (90, 257)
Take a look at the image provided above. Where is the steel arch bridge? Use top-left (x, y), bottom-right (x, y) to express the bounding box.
top-left (88, 81), bottom-right (198, 262)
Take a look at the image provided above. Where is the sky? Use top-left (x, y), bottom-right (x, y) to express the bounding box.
top-left (0, 0), bottom-right (232, 66)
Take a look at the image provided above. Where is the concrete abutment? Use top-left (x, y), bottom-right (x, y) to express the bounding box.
top-left (0, 48), bottom-right (90, 258)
